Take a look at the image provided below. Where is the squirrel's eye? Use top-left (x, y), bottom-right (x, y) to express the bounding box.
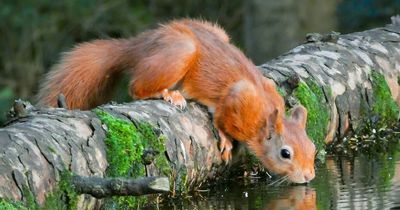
top-left (280, 149), bottom-right (291, 159)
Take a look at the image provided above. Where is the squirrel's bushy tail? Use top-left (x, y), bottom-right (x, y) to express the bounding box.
top-left (36, 39), bottom-right (130, 109)
top-left (37, 20), bottom-right (201, 109)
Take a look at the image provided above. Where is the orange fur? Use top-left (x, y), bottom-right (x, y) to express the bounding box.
top-left (37, 19), bottom-right (316, 183)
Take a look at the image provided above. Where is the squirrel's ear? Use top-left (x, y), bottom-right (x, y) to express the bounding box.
top-left (290, 105), bottom-right (308, 128)
top-left (269, 108), bottom-right (283, 135)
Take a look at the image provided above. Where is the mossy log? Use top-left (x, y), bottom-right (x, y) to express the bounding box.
top-left (0, 101), bottom-right (228, 209)
top-left (1, 18), bottom-right (400, 208)
top-left (261, 17), bottom-right (400, 149)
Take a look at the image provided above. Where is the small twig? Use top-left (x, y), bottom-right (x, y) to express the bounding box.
top-left (72, 175), bottom-right (169, 198)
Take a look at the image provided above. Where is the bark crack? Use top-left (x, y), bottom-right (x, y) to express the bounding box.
top-left (67, 142), bottom-right (73, 171)
top-left (33, 137), bottom-right (55, 173)
top-left (12, 170), bottom-right (24, 200)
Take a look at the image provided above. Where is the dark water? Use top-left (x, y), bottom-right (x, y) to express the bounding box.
top-left (154, 144), bottom-right (400, 210)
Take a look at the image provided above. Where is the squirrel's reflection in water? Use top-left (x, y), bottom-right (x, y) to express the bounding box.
top-left (263, 186), bottom-right (317, 210)
top-left (157, 183), bottom-right (318, 210)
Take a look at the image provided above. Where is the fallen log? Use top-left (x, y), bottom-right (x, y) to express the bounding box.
top-left (1, 16), bottom-right (400, 209)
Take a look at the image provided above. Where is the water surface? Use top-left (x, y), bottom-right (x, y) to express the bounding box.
top-left (154, 144), bottom-right (400, 210)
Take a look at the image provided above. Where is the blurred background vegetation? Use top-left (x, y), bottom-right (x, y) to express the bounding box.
top-left (1, 0), bottom-right (400, 123)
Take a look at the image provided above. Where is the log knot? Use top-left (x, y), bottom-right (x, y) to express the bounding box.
top-left (306, 31), bottom-right (340, 43)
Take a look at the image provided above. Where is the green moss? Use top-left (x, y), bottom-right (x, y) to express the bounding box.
top-left (151, 135), bottom-right (171, 175)
top-left (245, 150), bottom-right (261, 168)
top-left (53, 171), bottom-right (78, 209)
top-left (3, 171), bottom-right (78, 210)
top-left (95, 109), bottom-right (145, 177)
top-left (22, 186), bottom-right (37, 209)
top-left (0, 199), bottom-right (27, 210)
top-left (94, 109), bottom-right (171, 208)
top-left (293, 80), bottom-right (329, 151)
top-left (177, 169), bottom-right (188, 193)
top-left (331, 71), bottom-right (400, 155)
top-left (40, 171), bottom-right (78, 210)
top-left (370, 71), bottom-right (399, 126)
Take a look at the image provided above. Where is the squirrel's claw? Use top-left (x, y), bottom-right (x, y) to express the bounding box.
top-left (162, 89), bottom-right (187, 109)
top-left (218, 129), bottom-right (233, 164)
top-left (221, 149), bottom-right (232, 165)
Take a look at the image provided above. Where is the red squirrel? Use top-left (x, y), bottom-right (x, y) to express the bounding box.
top-left (37, 19), bottom-right (316, 183)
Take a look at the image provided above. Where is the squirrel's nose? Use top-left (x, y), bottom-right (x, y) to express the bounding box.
top-left (304, 169), bottom-right (315, 183)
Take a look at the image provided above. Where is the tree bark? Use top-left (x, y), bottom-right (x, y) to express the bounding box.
top-left (1, 19), bottom-right (400, 208)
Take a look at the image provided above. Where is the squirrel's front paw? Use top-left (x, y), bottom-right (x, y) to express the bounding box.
top-left (162, 89), bottom-right (187, 109)
top-left (218, 130), bottom-right (233, 164)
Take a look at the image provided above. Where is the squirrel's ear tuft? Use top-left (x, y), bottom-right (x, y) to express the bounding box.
top-left (269, 108), bottom-right (283, 135)
top-left (290, 105), bottom-right (308, 128)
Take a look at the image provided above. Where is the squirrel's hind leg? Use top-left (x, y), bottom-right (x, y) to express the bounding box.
top-left (128, 23), bottom-right (198, 110)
